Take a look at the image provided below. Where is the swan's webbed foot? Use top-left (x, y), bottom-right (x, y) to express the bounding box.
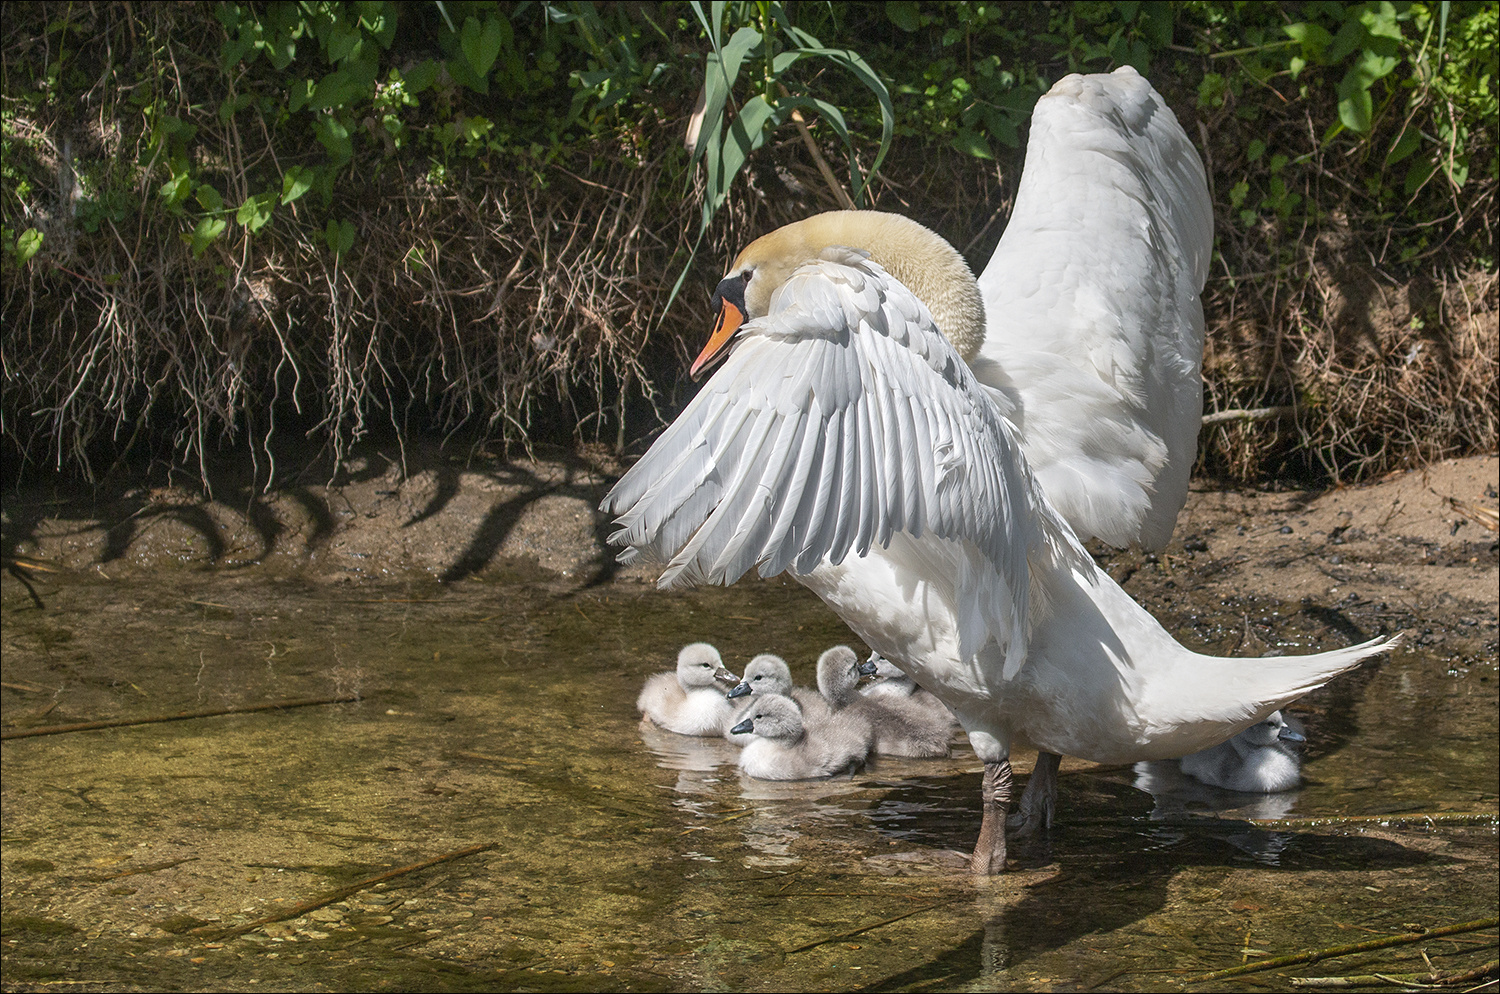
top-left (1007, 751), bottom-right (1060, 838)
top-left (970, 759), bottom-right (1014, 875)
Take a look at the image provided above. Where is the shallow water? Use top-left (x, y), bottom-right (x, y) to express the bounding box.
top-left (2, 569), bottom-right (1495, 992)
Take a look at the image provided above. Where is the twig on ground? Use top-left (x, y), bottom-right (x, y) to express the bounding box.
top-left (193, 842), bottom-right (498, 940)
top-left (1, 695), bottom-right (362, 739)
top-left (1187, 918), bottom-right (1499, 983)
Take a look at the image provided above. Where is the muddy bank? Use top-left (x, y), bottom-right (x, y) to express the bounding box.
top-left (4, 453), bottom-right (1496, 654)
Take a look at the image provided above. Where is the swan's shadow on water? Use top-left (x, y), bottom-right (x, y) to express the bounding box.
top-left (855, 770), bottom-right (1446, 992)
top-left (635, 726), bottom-right (1446, 991)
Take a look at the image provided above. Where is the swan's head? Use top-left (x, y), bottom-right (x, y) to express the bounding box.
top-left (815, 644), bottom-right (865, 704)
top-left (728, 692), bottom-right (804, 740)
top-left (676, 642), bottom-right (739, 689)
top-left (691, 210), bottom-right (986, 377)
top-left (728, 653), bottom-right (793, 700)
top-left (867, 652), bottom-right (910, 682)
top-left (1233, 711), bottom-right (1306, 751)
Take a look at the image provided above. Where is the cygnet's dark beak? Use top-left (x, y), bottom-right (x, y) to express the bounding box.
top-left (727, 681), bottom-right (752, 699)
top-left (729, 717), bottom-right (754, 736)
top-left (858, 658), bottom-right (879, 676)
top-left (1277, 726), bottom-right (1306, 744)
top-left (714, 665), bottom-right (740, 686)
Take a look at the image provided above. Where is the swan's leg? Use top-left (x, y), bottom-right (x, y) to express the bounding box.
top-left (1008, 751), bottom-right (1060, 838)
top-left (971, 759), bottom-right (1013, 874)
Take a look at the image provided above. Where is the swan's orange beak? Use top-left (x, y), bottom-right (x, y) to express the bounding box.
top-left (690, 296), bottom-right (744, 380)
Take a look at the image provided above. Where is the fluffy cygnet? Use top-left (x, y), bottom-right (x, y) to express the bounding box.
top-left (818, 646), bottom-right (950, 758)
top-left (860, 651), bottom-right (960, 728)
top-left (725, 653), bottom-right (831, 746)
top-left (1178, 711), bottom-right (1306, 793)
top-left (730, 693), bottom-right (868, 779)
top-left (637, 642), bottom-right (740, 736)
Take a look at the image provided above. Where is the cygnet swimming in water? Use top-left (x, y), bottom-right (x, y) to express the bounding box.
top-left (860, 652), bottom-right (960, 729)
top-left (724, 653), bottom-right (831, 746)
top-left (730, 693), bottom-right (868, 779)
top-left (1178, 711), bottom-right (1306, 792)
top-left (637, 642), bottom-right (740, 736)
top-left (818, 646), bottom-right (951, 759)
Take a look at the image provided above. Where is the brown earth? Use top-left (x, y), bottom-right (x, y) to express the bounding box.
top-left (4, 451), bottom-right (1495, 657)
top-left (5, 452), bottom-right (1497, 605)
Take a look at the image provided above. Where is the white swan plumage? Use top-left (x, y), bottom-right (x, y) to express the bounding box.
top-left (604, 67), bottom-right (1396, 872)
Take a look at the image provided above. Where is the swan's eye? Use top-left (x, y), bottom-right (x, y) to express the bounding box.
top-left (741, 269), bottom-right (753, 284)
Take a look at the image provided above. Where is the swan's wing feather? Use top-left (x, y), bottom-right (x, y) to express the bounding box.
top-left (976, 66), bottom-right (1212, 550)
top-left (602, 254), bottom-right (1076, 662)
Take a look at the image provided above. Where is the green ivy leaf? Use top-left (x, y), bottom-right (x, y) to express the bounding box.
top-left (1284, 21), bottom-right (1333, 62)
top-left (1385, 125), bottom-right (1422, 166)
top-left (461, 15), bottom-right (507, 78)
top-left (15, 227), bottom-right (43, 263)
top-left (236, 191), bottom-right (276, 233)
top-left (1337, 70), bottom-right (1374, 132)
top-left (314, 116), bottom-right (353, 167)
top-left (195, 184), bottom-right (225, 212)
top-left (159, 172), bottom-right (192, 207)
top-left (886, 1), bottom-right (920, 32)
top-left (326, 18), bottom-right (362, 63)
top-left (325, 218), bottom-right (356, 256)
top-left (189, 217), bottom-right (228, 257)
top-left (358, 1), bottom-right (398, 49)
top-left (1403, 157), bottom-right (1438, 196)
top-left (951, 126), bottom-right (993, 159)
top-left (403, 59), bottom-right (439, 94)
top-left (281, 165), bottom-right (314, 205)
top-left (265, 33), bottom-right (296, 70)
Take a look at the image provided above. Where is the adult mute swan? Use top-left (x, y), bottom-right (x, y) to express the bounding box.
top-left (977, 66), bottom-right (1216, 836)
top-left (604, 70), bottom-right (1396, 872)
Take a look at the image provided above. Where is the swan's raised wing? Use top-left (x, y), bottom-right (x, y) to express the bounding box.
top-left (976, 66), bottom-right (1213, 550)
top-left (602, 249), bottom-right (1084, 664)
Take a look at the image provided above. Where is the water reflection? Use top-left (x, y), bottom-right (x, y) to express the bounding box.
top-left (1132, 759), bottom-right (1300, 822)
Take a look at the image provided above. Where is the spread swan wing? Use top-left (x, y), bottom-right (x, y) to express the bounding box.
top-left (603, 249), bottom-right (1086, 668)
top-left (976, 66), bottom-right (1213, 549)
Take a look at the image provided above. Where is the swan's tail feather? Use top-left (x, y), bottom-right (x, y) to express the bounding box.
top-left (1241, 632), bottom-right (1400, 705)
top-left (1142, 632), bottom-right (1401, 760)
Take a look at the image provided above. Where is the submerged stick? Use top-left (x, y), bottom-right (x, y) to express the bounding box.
top-left (194, 842), bottom-right (498, 940)
top-left (1, 695), bottom-right (362, 739)
top-left (1248, 812), bottom-right (1498, 829)
top-left (1187, 918), bottom-right (1499, 983)
top-left (85, 857), bottom-right (199, 882)
top-left (782, 902), bottom-right (949, 954)
top-left (1290, 959), bottom-right (1499, 987)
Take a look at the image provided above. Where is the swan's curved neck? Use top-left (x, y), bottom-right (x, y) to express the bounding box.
top-left (789, 211), bottom-right (988, 362)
